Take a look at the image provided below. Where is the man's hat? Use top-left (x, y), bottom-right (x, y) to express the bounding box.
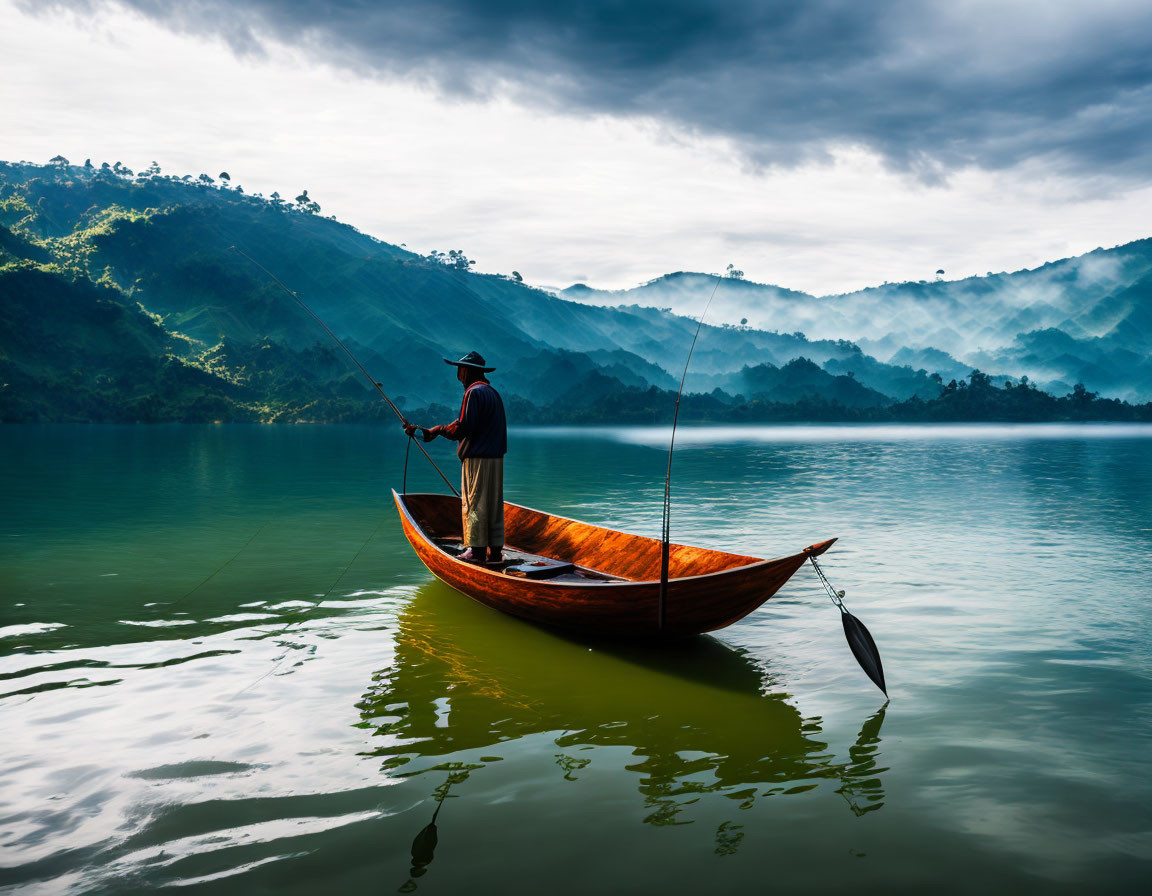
top-left (443, 350), bottom-right (495, 372)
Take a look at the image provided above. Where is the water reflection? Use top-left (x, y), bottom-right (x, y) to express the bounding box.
top-left (359, 583), bottom-right (889, 868)
top-left (396, 773), bottom-right (462, 893)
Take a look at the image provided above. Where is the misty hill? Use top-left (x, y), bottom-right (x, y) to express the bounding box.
top-left (1, 159), bottom-right (1147, 423)
top-left (1, 160), bottom-right (944, 422)
top-left (564, 243), bottom-right (1152, 402)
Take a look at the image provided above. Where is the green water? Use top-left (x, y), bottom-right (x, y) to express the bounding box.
top-left (2, 424), bottom-right (1151, 894)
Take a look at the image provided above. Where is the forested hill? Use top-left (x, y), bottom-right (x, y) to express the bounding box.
top-left (1, 159), bottom-right (1148, 424)
top-left (566, 241), bottom-right (1152, 403)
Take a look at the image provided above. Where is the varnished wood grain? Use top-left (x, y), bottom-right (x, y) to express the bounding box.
top-left (394, 491), bottom-right (836, 638)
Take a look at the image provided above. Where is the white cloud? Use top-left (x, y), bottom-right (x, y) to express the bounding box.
top-left (2, 0), bottom-right (1150, 297)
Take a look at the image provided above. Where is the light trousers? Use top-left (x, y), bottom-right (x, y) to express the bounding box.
top-left (461, 457), bottom-right (504, 548)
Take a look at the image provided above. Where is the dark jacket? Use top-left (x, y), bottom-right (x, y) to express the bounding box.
top-left (438, 380), bottom-right (507, 459)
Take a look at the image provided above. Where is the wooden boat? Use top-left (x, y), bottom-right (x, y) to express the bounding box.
top-left (393, 490), bottom-right (836, 638)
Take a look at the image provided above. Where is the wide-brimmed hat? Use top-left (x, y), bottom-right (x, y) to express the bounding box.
top-left (443, 350), bottom-right (495, 372)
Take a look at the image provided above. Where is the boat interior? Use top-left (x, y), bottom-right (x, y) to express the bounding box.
top-left (399, 492), bottom-right (764, 584)
top-left (434, 538), bottom-right (626, 583)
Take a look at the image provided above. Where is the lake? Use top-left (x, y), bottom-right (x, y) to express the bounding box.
top-left (2, 423), bottom-right (1151, 894)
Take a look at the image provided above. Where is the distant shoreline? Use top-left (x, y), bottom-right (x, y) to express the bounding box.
top-left (6, 420), bottom-right (1152, 434)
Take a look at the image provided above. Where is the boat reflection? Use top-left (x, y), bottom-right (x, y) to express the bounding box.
top-left (360, 581), bottom-right (888, 865)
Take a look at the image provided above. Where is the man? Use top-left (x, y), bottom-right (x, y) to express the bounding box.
top-left (404, 351), bottom-right (507, 564)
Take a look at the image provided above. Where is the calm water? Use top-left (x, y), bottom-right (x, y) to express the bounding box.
top-left (2, 424), bottom-right (1151, 894)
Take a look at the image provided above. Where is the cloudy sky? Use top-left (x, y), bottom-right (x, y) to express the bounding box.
top-left (4, 0), bottom-right (1152, 294)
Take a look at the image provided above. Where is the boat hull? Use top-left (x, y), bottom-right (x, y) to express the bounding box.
top-left (393, 491), bottom-right (834, 638)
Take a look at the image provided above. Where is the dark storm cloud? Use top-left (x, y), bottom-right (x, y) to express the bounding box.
top-left (40, 0), bottom-right (1152, 179)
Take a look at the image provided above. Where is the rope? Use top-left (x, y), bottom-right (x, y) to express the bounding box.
top-left (657, 272), bottom-right (725, 629)
top-left (230, 245), bottom-right (459, 497)
top-left (808, 555), bottom-right (848, 614)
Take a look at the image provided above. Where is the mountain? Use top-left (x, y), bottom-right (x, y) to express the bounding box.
top-left (1, 159), bottom-right (1149, 423)
top-left (740, 358), bottom-right (892, 408)
top-left (563, 242), bottom-right (1152, 401)
top-left (0, 266), bottom-right (248, 422)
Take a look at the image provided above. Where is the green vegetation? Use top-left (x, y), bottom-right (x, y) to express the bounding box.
top-left (2, 158), bottom-right (1150, 425)
top-left (502, 368), bottom-right (1152, 425)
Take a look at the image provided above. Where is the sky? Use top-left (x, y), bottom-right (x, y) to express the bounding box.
top-left (3, 0), bottom-right (1152, 296)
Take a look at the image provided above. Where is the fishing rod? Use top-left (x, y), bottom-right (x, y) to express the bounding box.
top-left (658, 271), bottom-right (725, 629)
top-left (654, 269), bottom-right (886, 694)
top-left (230, 246), bottom-right (459, 497)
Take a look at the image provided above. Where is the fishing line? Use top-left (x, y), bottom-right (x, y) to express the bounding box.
top-left (403, 432), bottom-right (413, 494)
top-left (169, 523), bottom-right (266, 609)
top-left (658, 271), bottom-right (726, 629)
top-left (230, 245), bottom-right (460, 497)
top-left (232, 517), bottom-right (387, 699)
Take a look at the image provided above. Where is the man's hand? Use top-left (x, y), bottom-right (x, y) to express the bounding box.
top-left (405, 422), bottom-right (442, 442)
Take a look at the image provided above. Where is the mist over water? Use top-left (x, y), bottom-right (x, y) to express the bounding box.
top-left (2, 424), bottom-right (1150, 893)
top-left (533, 422), bottom-right (1152, 446)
